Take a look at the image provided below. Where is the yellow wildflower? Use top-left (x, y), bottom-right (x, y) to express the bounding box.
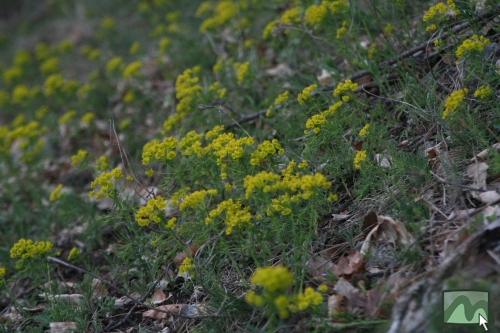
top-left (234, 61), bottom-right (251, 85)
top-left (329, 0), bottom-right (349, 14)
top-left (358, 123), bottom-right (371, 138)
top-left (297, 84), bottom-right (317, 105)
top-left (245, 290), bottom-right (265, 307)
top-left (205, 199), bottom-right (252, 235)
top-left (100, 16), bottom-right (116, 30)
top-left (179, 189), bottom-right (218, 211)
top-left (304, 2), bottom-right (329, 28)
top-left (135, 196), bottom-right (167, 227)
top-left (12, 84), bottom-right (32, 104)
top-left (305, 113), bottom-right (327, 134)
top-left (280, 7), bottom-right (302, 25)
top-left (10, 238), bottom-right (53, 260)
top-left (179, 257), bottom-right (195, 274)
top-left (49, 184), bottom-right (64, 202)
top-left (81, 112), bottom-right (96, 125)
top-left (267, 91), bottom-right (290, 117)
top-left (354, 150), bottom-right (368, 170)
top-left (0, 267), bottom-right (6, 279)
top-left (333, 79), bottom-right (358, 101)
top-left (166, 217), bottom-right (177, 230)
top-left (40, 57), bottom-right (59, 75)
top-left (250, 265), bottom-right (294, 293)
top-left (200, 0), bottom-right (238, 32)
top-left (58, 110), bottom-right (77, 125)
top-left (159, 37), bottom-right (171, 53)
top-left (473, 85), bottom-right (493, 100)
top-left (142, 137), bottom-right (178, 165)
top-left (106, 56), bottom-right (123, 74)
top-left (250, 139), bottom-right (285, 166)
top-left (129, 41), bottom-right (141, 55)
top-left (67, 247), bottom-right (80, 261)
top-left (336, 20), bottom-right (349, 39)
top-left (71, 149), bottom-right (88, 167)
top-left (274, 295), bottom-right (291, 318)
top-left (455, 35), bottom-right (491, 59)
top-left (89, 167), bottom-right (123, 199)
top-left (442, 88), bottom-right (468, 119)
top-left (95, 155), bottom-right (110, 172)
top-left (262, 20), bottom-right (279, 39)
top-left (292, 287), bottom-right (323, 312)
top-left (122, 60), bottom-right (143, 79)
top-left (179, 130), bottom-right (204, 157)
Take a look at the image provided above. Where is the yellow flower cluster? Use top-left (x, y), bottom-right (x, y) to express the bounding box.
top-left (163, 66), bottom-right (203, 133)
top-left (336, 20), bottom-right (349, 39)
top-left (234, 62), bottom-right (251, 85)
top-left (333, 79), bottom-right (358, 102)
top-left (179, 257), bottom-right (195, 274)
top-left (71, 149), bottom-right (88, 167)
top-left (67, 247), bottom-right (81, 261)
top-left (305, 101), bottom-right (343, 134)
top-left (40, 57), bottom-right (59, 75)
top-left (442, 88), bottom-right (468, 119)
top-left (96, 155), bottom-right (110, 172)
top-left (59, 110), bottom-right (77, 125)
top-left (354, 150), bottom-right (368, 170)
top-left (455, 35), bottom-right (491, 59)
top-left (422, 1), bottom-right (456, 32)
top-left (142, 137), bottom-right (178, 165)
top-left (206, 130), bottom-right (255, 179)
top-left (250, 139), bottom-right (285, 166)
top-left (179, 130), bottom-right (204, 157)
top-left (266, 91), bottom-right (290, 117)
top-left (251, 265), bottom-right (294, 293)
top-left (280, 7), bottom-right (302, 25)
top-left (358, 123), bottom-right (371, 138)
top-left (180, 189), bottom-right (218, 211)
top-left (106, 56), bottom-right (123, 74)
top-left (12, 84), bottom-right (34, 104)
top-left (244, 162), bottom-right (331, 215)
top-left (199, 0), bottom-right (238, 32)
top-left (304, 3), bottom-right (329, 28)
top-left (473, 85), bottom-right (493, 100)
top-left (89, 167), bottom-right (123, 199)
top-left (136, 196), bottom-right (167, 227)
top-left (10, 238), bottom-right (53, 260)
top-left (0, 267), bottom-right (6, 279)
top-left (49, 184), bottom-right (64, 202)
top-left (205, 199), bottom-right (252, 235)
top-left (246, 265), bottom-right (323, 319)
top-left (297, 84), bottom-right (318, 105)
top-left (122, 60), bottom-right (142, 79)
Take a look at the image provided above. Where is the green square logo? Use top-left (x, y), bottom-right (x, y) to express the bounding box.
top-left (443, 291), bottom-right (488, 324)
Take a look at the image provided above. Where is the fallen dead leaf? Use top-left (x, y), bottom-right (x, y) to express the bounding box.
top-left (361, 214), bottom-right (414, 256)
top-left (150, 288), bottom-right (169, 305)
top-left (317, 69), bottom-right (333, 86)
top-left (327, 294), bottom-right (346, 318)
top-left (333, 251), bottom-right (364, 277)
top-left (49, 322), bottom-right (77, 333)
top-left (306, 255), bottom-right (335, 282)
top-left (266, 63), bottom-right (292, 77)
top-left (478, 190), bottom-right (500, 204)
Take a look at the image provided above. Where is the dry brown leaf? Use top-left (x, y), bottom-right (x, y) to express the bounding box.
top-left (306, 255), bottom-right (335, 282)
top-left (266, 63), bottom-right (293, 77)
top-left (49, 322), bottom-right (77, 333)
top-left (150, 288), bottom-right (169, 305)
top-left (333, 251), bottom-right (364, 277)
top-left (361, 215), bottom-right (414, 256)
top-left (478, 190), bottom-right (500, 204)
top-left (317, 69), bottom-right (333, 86)
top-left (375, 153), bottom-right (392, 168)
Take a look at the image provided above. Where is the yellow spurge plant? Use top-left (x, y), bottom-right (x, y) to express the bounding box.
top-left (280, 6), bottom-right (302, 25)
top-left (122, 60), bottom-right (143, 79)
top-left (473, 85), bottom-right (493, 100)
top-left (179, 130), bottom-right (204, 157)
top-left (142, 137), bottom-right (178, 165)
top-left (205, 199), bottom-right (252, 235)
top-left (442, 88), bottom-right (468, 119)
top-left (266, 90), bottom-right (290, 117)
top-left (297, 84), bottom-right (318, 105)
top-left (246, 265), bottom-right (323, 319)
top-left (199, 0), bottom-right (238, 32)
top-left (49, 184), bottom-right (64, 202)
top-left (71, 149), bottom-right (89, 167)
top-left (333, 79), bottom-right (358, 102)
top-left (10, 238), bottom-right (53, 260)
top-left (353, 150), bottom-right (368, 170)
top-left (89, 167), bottom-right (123, 199)
top-left (304, 101), bottom-right (343, 134)
top-left (304, 2), bottom-right (329, 28)
top-left (179, 189), bottom-right (218, 211)
top-left (455, 35), bottom-right (491, 59)
top-left (179, 257), bottom-right (195, 275)
top-left (422, 1), bottom-right (457, 32)
top-left (358, 123), bottom-right (371, 138)
top-left (250, 139), bottom-right (285, 166)
top-left (136, 196), bottom-right (167, 227)
top-left (234, 61), bottom-right (251, 85)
